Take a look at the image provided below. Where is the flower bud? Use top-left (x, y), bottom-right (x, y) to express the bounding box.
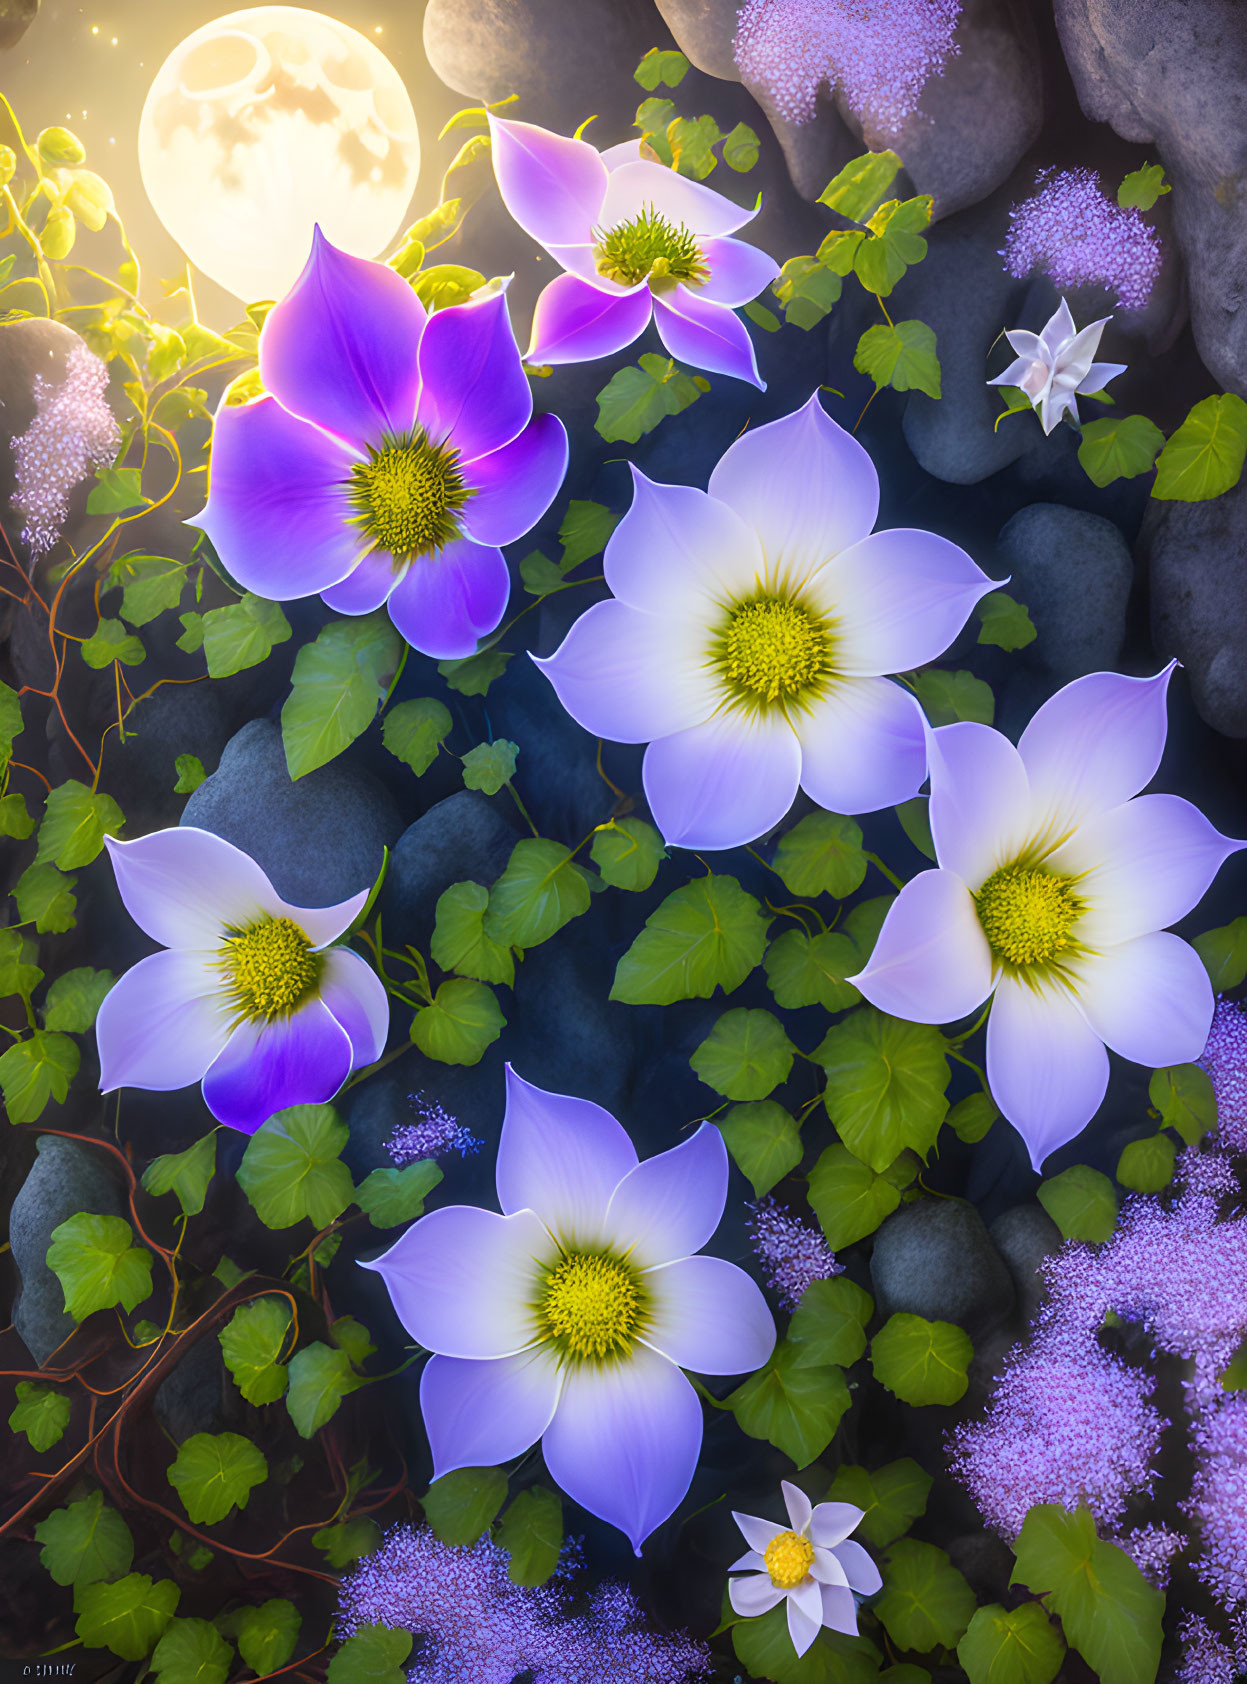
top-left (36, 126), bottom-right (86, 166)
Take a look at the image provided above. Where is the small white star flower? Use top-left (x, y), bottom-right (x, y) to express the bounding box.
top-left (988, 297), bottom-right (1127, 434)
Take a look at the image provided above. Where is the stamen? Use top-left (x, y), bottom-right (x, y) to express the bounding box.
top-left (716, 594), bottom-right (835, 707)
top-left (221, 916), bottom-right (321, 1020)
top-left (764, 1530), bottom-right (815, 1589)
top-left (347, 429), bottom-right (471, 560)
top-left (595, 205), bottom-right (709, 290)
top-left (538, 1250), bottom-right (643, 1363)
top-left (975, 865), bottom-right (1081, 968)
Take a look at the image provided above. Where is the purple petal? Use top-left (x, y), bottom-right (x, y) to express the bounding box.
top-left (106, 828), bottom-right (276, 948)
top-left (385, 537), bottom-right (510, 659)
top-left (643, 710), bottom-right (803, 851)
top-left (460, 412), bottom-right (568, 547)
top-left (542, 1347), bottom-right (702, 1552)
top-left (420, 1347), bottom-right (563, 1479)
top-left (496, 1065), bottom-right (638, 1248)
top-left (808, 528), bottom-right (995, 677)
top-left (415, 290), bottom-right (532, 464)
top-left (729, 1575), bottom-right (785, 1618)
top-left (986, 975), bottom-right (1110, 1171)
top-left (319, 946), bottom-right (388, 1067)
top-left (1072, 932), bottom-right (1214, 1068)
top-left (1082, 359), bottom-right (1128, 391)
top-left (488, 117), bottom-right (607, 248)
top-left (787, 1580), bottom-right (824, 1657)
top-left (191, 396), bottom-right (365, 601)
top-left (200, 999), bottom-right (354, 1134)
top-left (96, 950), bottom-right (231, 1093)
top-left (361, 1205), bottom-right (554, 1359)
top-left (707, 395), bottom-right (879, 579)
top-left (320, 551), bottom-right (403, 615)
top-left (258, 227), bottom-right (425, 447)
top-left (926, 723), bottom-right (1033, 891)
top-left (599, 159), bottom-right (757, 240)
top-left (527, 273), bottom-right (653, 365)
top-left (811, 1502), bottom-right (866, 1549)
top-left (1040, 299), bottom-right (1078, 361)
top-left (819, 1581), bottom-right (860, 1636)
top-left (652, 287), bottom-right (763, 387)
top-left (698, 236), bottom-right (781, 307)
top-left (832, 1539), bottom-right (881, 1595)
top-left (604, 1122), bottom-right (728, 1268)
top-left (642, 1255), bottom-right (776, 1375)
top-left (783, 1482), bottom-right (814, 1532)
top-left (600, 139), bottom-right (643, 171)
top-left (795, 676), bottom-right (927, 814)
top-left (534, 600), bottom-right (718, 744)
top-left (604, 468), bottom-right (764, 616)
top-left (850, 869), bottom-right (994, 1024)
top-left (1017, 664), bottom-right (1176, 837)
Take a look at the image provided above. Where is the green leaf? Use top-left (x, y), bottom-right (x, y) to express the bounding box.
top-left (611, 874), bottom-right (770, 1003)
top-left (815, 1008), bottom-right (950, 1172)
top-left (497, 1486), bottom-right (563, 1586)
top-left (635, 46), bottom-right (689, 88)
top-left (142, 1131), bottom-right (216, 1218)
top-left (167, 1431), bottom-right (267, 1525)
top-left (0, 676), bottom-right (21, 763)
top-left (424, 1465), bottom-right (508, 1545)
top-left (1116, 1132), bottom-right (1176, 1193)
top-left (1148, 1062), bottom-right (1217, 1146)
top-left (236, 1601), bottom-right (301, 1675)
top-left (355, 1160), bottom-right (444, 1227)
top-left (854, 196), bottom-right (932, 296)
top-left (1077, 413), bottom-right (1165, 487)
top-left (201, 594), bottom-right (292, 678)
top-left (1220, 1333), bottom-right (1247, 1391)
top-left (719, 1100), bottom-right (803, 1197)
top-left (14, 861), bottom-right (77, 933)
top-left (37, 779), bottom-right (124, 868)
top-left (690, 1008), bottom-right (796, 1100)
top-left (0, 1030), bottom-right (80, 1122)
top-left (237, 1104), bottom-right (354, 1229)
top-left (47, 1212), bottom-right (151, 1319)
top-left (913, 668), bottom-right (994, 726)
top-left (818, 150), bottom-right (902, 221)
top-left (1010, 1504), bottom-right (1164, 1684)
top-left (0, 928), bottom-right (41, 999)
top-left (285, 1342), bottom-right (363, 1438)
top-left (773, 255), bottom-right (842, 329)
top-left (976, 592), bottom-right (1037, 651)
top-left (947, 1091), bottom-right (997, 1144)
top-left (958, 1602), bottom-right (1065, 1684)
top-left (1117, 162), bottom-right (1169, 209)
top-left (854, 320), bottom-right (941, 397)
top-left (411, 262), bottom-right (486, 311)
top-left (330, 1314), bottom-right (376, 1368)
top-left (1194, 914), bottom-right (1247, 990)
top-left (431, 881), bottom-right (515, 986)
top-left (733, 1601), bottom-right (883, 1683)
top-left (382, 696), bottom-right (453, 774)
top-left (81, 616), bottom-right (145, 668)
top-left (10, 1380), bottom-right (70, 1451)
top-left (36, 1490), bottom-right (134, 1586)
top-left (42, 965), bottom-right (114, 1032)
top-left (438, 648), bottom-right (512, 696)
top-left (726, 1339), bottom-right (851, 1466)
top-left (411, 977), bottom-right (505, 1064)
top-left (485, 838), bottom-right (592, 948)
top-left (220, 1297), bottom-right (292, 1405)
top-left (151, 1617), bottom-right (233, 1684)
top-left (788, 1275), bottom-right (874, 1368)
top-left (86, 465), bottom-right (145, 514)
top-left (876, 1539), bottom-right (975, 1652)
top-left (282, 614), bottom-right (402, 779)
top-left (871, 1313), bottom-right (972, 1406)
top-left (634, 96), bottom-right (678, 165)
top-left (595, 353), bottom-right (707, 443)
top-left (110, 553), bottom-right (187, 625)
top-left (558, 498), bottom-right (620, 568)
top-left (590, 818), bottom-right (665, 891)
top-left (1037, 1164), bottom-right (1117, 1242)
top-left (174, 753), bottom-right (206, 794)
top-left (177, 611), bottom-right (204, 654)
top-left (723, 121), bottom-right (761, 171)
top-left (519, 549), bottom-right (568, 596)
top-left (1153, 392), bottom-right (1247, 501)
top-left (826, 1459), bottom-right (932, 1550)
top-left (773, 812), bottom-right (866, 899)
top-left (0, 791), bottom-right (34, 838)
top-left (744, 299), bottom-right (781, 331)
top-left (327, 1625), bottom-right (413, 1684)
top-left (667, 113), bottom-right (722, 179)
top-left (75, 1574), bottom-right (179, 1661)
top-left (313, 1518), bottom-right (382, 1568)
top-left (765, 929), bottom-right (861, 1013)
top-left (461, 738), bottom-right (519, 795)
top-left (807, 1142), bottom-right (903, 1248)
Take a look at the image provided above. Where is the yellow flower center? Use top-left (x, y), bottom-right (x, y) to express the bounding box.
top-left (221, 916), bottom-right (321, 1020)
top-left (764, 1530), bottom-right (815, 1589)
top-left (975, 865), bottom-right (1081, 968)
top-left (716, 594), bottom-right (835, 708)
top-left (347, 429), bottom-right (471, 561)
top-left (538, 1250), bottom-right (643, 1363)
top-left (595, 206), bottom-right (709, 290)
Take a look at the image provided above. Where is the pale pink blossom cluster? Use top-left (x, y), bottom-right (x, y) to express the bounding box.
top-left (11, 339), bottom-right (119, 556)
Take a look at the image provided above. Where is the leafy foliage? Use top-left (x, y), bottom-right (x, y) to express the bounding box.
top-left (1152, 392), bottom-right (1247, 501)
top-left (594, 354), bottom-right (709, 442)
top-left (718, 1101), bottom-right (803, 1196)
top-left (382, 696), bottom-right (453, 774)
top-left (826, 1459), bottom-right (932, 1549)
top-left (237, 1105), bottom-right (354, 1230)
top-left (815, 1009), bottom-right (950, 1172)
top-left (167, 1432), bottom-right (268, 1525)
top-left (220, 1297), bottom-right (292, 1405)
top-left (957, 1602), bottom-right (1066, 1684)
top-left (10, 1381), bottom-right (71, 1451)
top-left (772, 812), bottom-right (867, 899)
top-left (36, 1492), bottom-right (135, 1587)
top-left (424, 1465), bottom-right (509, 1545)
top-left (411, 977), bottom-right (505, 1064)
top-left (47, 1213), bottom-right (153, 1319)
top-left (611, 875), bottom-right (770, 1003)
top-left (690, 1008), bottom-right (796, 1100)
top-left (871, 1313), bottom-right (973, 1406)
top-left (281, 614), bottom-right (401, 779)
top-left (726, 1339), bottom-right (851, 1465)
top-left (496, 1486), bottom-right (564, 1586)
top-left (74, 1574), bottom-right (180, 1660)
top-left (876, 1540), bottom-right (975, 1652)
top-left (1037, 1164), bottom-right (1117, 1242)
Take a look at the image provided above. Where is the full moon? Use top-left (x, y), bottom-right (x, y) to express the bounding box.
top-left (137, 6), bottom-right (421, 304)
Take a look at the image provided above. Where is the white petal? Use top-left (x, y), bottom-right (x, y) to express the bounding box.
top-left (1080, 359), bottom-right (1128, 392)
top-left (421, 1347), bottom-right (563, 1479)
top-left (643, 708), bottom-right (802, 850)
top-left (598, 158), bottom-right (757, 239)
top-left (811, 1501), bottom-right (866, 1549)
top-left (605, 1122), bottom-right (727, 1268)
top-left (496, 1065), bottom-right (637, 1249)
top-left (106, 828), bottom-right (277, 948)
top-left (850, 869), bottom-right (994, 1024)
top-left (319, 946), bottom-right (389, 1067)
top-left (733, 1511), bottom-right (786, 1553)
top-left (782, 1480), bottom-right (813, 1534)
top-left (796, 676), bottom-right (927, 815)
top-left (832, 1539), bottom-right (882, 1595)
top-left (927, 721), bottom-right (1033, 890)
top-left (730, 1548), bottom-right (767, 1572)
top-left (604, 467), bottom-right (764, 617)
top-left (96, 949), bottom-right (232, 1093)
top-left (1071, 932), bottom-right (1214, 1068)
top-left (819, 1581), bottom-right (860, 1635)
top-left (729, 1574), bottom-right (785, 1618)
top-left (1039, 298), bottom-right (1079, 361)
top-left (809, 1547), bottom-right (849, 1587)
top-left (642, 1254), bottom-right (776, 1374)
top-left (787, 1580), bottom-right (824, 1657)
top-left (986, 974), bottom-right (1110, 1171)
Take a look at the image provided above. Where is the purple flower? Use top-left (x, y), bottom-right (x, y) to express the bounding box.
top-left (488, 117), bottom-right (779, 387)
top-left (1200, 996), bottom-right (1247, 1154)
top-left (1118, 1524), bottom-right (1186, 1589)
top-left (987, 297), bottom-right (1127, 435)
top-left (388, 1091), bottom-right (482, 1165)
top-left (1176, 1613), bottom-right (1247, 1684)
top-left (192, 229), bottom-right (568, 659)
top-left (1002, 168), bottom-right (1162, 312)
top-left (12, 338), bottom-right (119, 556)
top-left (852, 665), bottom-right (1242, 1167)
top-left (1190, 1397), bottom-right (1247, 1608)
top-left (96, 827), bottom-right (387, 1134)
top-left (728, 1480), bottom-right (881, 1656)
top-left (363, 1066), bottom-right (776, 1552)
top-left (747, 1197), bottom-right (841, 1311)
top-left (536, 394), bottom-right (993, 850)
top-left (733, 0), bottom-right (962, 133)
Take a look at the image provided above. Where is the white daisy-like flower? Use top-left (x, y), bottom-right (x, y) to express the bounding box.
top-left (988, 297), bottom-right (1126, 434)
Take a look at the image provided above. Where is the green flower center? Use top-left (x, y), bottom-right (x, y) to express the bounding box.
top-left (714, 593), bottom-right (835, 708)
top-left (538, 1250), bottom-right (644, 1363)
top-left (221, 916), bottom-right (321, 1020)
top-left (764, 1530), bottom-right (815, 1589)
top-left (975, 866), bottom-right (1081, 968)
top-left (347, 429), bottom-right (471, 561)
top-left (595, 206), bottom-right (709, 290)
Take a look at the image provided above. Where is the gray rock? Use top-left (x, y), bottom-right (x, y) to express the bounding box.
top-left (181, 719), bottom-right (402, 905)
top-left (11, 1135), bottom-right (123, 1365)
top-left (653, 0), bottom-right (740, 79)
top-left (154, 1335), bottom-right (230, 1442)
top-left (489, 656), bottom-right (616, 841)
top-left (110, 682), bottom-right (230, 824)
top-left (381, 789), bottom-right (520, 954)
top-left (869, 1196), bottom-right (1015, 1335)
top-left (996, 503), bottom-right (1134, 680)
top-left (509, 919), bottom-right (636, 1114)
top-left (989, 1202), bottom-right (1064, 1325)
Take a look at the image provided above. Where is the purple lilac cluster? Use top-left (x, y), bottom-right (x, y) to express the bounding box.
top-left (746, 1196), bottom-right (842, 1310)
top-left (1190, 1397), bottom-right (1247, 1609)
top-left (1200, 996), bottom-right (1247, 1154)
top-left (1001, 168), bottom-right (1162, 311)
top-left (338, 1525), bottom-right (711, 1684)
top-left (733, 0), bottom-right (961, 133)
top-left (11, 339), bottom-right (119, 556)
top-left (1176, 1613), bottom-right (1247, 1684)
top-left (387, 1092), bottom-right (482, 1167)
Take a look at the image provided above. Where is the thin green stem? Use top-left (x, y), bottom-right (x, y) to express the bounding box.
top-left (863, 850), bottom-right (904, 891)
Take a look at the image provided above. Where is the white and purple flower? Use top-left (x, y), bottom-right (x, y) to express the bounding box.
top-left (536, 394), bottom-right (994, 850)
top-left (96, 827), bottom-right (388, 1134)
top-left (363, 1066), bottom-right (776, 1553)
top-left (852, 666), bottom-right (1243, 1168)
top-left (192, 228), bottom-right (568, 659)
top-left (488, 116), bottom-right (779, 387)
top-left (988, 297), bottom-right (1127, 435)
